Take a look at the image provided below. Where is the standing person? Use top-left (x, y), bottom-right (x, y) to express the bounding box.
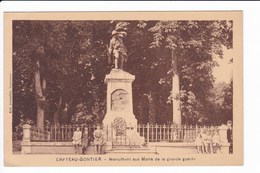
top-left (195, 130), bottom-right (203, 154)
top-left (72, 126), bottom-right (82, 155)
top-left (227, 120), bottom-right (233, 154)
top-left (93, 125), bottom-right (104, 154)
top-left (201, 130), bottom-right (207, 154)
top-left (81, 127), bottom-right (89, 155)
top-left (212, 130), bottom-right (222, 154)
top-left (205, 130), bottom-right (213, 154)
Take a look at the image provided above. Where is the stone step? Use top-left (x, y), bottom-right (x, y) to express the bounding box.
top-left (106, 147), bottom-right (156, 154)
top-left (112, 145), bottom-right (142, 148)
top-left (111, 145), bottom-right (147, 149)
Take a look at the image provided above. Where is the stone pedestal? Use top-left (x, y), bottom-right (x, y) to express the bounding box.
top-left (103, 69), bottom-right (144, 148)
top-left (103, 69), bottom-right (137, 126)
top-left (219, 124), bottom-right (228, 144)
top-left (21, 124), bottom-right (32, 154)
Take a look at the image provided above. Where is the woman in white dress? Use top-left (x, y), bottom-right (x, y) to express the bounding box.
top-left (72, 126), bottom-right (82, 154)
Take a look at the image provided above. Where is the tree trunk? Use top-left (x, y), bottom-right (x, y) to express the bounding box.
top-left (53, 95), bottom-right (62, 125)
top-left (147, 92), bottom-right (156, 124)
top-left (139, 96), bottom-right (148, 124)
top-left (35, 60), bottom-right (46, 130)
top-left (172, 50), bottom-right (181, 126)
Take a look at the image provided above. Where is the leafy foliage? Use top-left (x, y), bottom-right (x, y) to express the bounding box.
top-left (12, 20), bottom-right (233, 128)
top-left (149, 20), bottom-right (233, 125)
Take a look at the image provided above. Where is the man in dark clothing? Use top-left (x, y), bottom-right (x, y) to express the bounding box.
top-left (227, 120), bottom-right (233, 154)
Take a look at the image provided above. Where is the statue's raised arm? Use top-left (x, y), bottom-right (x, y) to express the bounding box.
top-left (108, 22), bottom-right (128, 70)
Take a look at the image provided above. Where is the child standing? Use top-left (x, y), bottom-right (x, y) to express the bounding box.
top-left (201, 130), bottom-right (207, 154)
top-left (93, 125), bottom-right (104, 154)
top-left (195, 131), bottom-right (203, 153)
top-left (205, 130), bottom-right (213, 154)
top-left (81, 127), bottom-right (89, 154)
top-left (212, 130), bottom-right (222, 154)
top-left (72, 126), bottom-right (82, 155)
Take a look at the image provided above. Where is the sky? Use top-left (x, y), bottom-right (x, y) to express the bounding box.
top-left (212, 47), bottom-right (233, 83)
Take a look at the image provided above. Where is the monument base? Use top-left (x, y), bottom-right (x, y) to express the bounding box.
top-left (103, 113), bottom-right (145, 150)
top-left (103, 69), bottom-right (145, 151)
top-left (103, 111), bottom-right (137, 127)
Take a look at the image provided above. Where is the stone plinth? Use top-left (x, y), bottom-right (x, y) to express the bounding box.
top-left (103, 69), bottom-right (144, 149)
top-left (103, 69), bottom-right (137, 127)
top-left (21, 124), bottom-right (31, 154)
top-left (20, 142), bottom-right (106, 154)
top-left (219, 124), bottom-right (229, 144)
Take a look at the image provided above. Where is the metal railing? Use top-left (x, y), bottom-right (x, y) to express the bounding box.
top-left (44, 125), bottom-right (96, 142)
top-left (30, 126), bottom-right (50, 141)
top-left (29, 124), bottom-right (220, 143)
top-left (138, 124), bottom-right (219, 143)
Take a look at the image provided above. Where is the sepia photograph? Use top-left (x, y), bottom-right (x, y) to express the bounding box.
top-left (4, 11), bottom-right (243, 166)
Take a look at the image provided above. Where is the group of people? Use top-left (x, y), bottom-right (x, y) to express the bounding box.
top-left (72, 125), bottom-right (104, 155)
top-left (195, 129), bottom-right (222, 154)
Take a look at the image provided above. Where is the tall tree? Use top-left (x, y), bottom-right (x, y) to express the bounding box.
top-left (13, 21), bottom-right (103, 127)
top-left (149, 20), bottom-right (233, 125)
top-left (12, 20), bottom-right (233, 130)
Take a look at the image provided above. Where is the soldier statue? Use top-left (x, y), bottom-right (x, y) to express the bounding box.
top-left (108, 23), bottom-right (128, 70)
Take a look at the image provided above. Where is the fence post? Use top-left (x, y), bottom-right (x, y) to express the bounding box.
top-left (22, 124), bottom-right (31, 142)
top-left (189, 125), bottom-right (192, 141)
top-left (105, 124), bottom-right (112, 151)
top-left (49, 125), bottom-right (53, 141)
top-left (54, 124), bottom-right (57, 141)
top-left (147, 123), bottom-right (150, 146)
top-left (159, 125), bottom-right (162, 142)
top-left (137, 124), bottom-right (140, 135)
top-left (106, 124), bottom-right (108, 143)
top-left (177, 125), bottom-right (180, 141)
top-left (195, 124), bottom-right (198, 134)
top-left (170, 124), bottom-right (174, 142)
top-left (21, 124), bottom-right (32, 154)
top-left (162, 124), bottom-right (166, 141)
top-left (155, 124), bottom-right (158, 142)
top-left (40, 128), bottom-right (44, 141)
top-left (151, 124), bottom-right (154, 142)
top-left (47, 131), bottom-right (51, 141)
top-left (142, 124), bottom-right (145, 139)
top-left (183, 125), bottom-right (186, 142)
top-left (61, 125), bottom-right (64, 141)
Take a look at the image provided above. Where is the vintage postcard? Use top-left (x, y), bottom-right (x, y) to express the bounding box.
top-left (4, 11), bottom-right (243, 166)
